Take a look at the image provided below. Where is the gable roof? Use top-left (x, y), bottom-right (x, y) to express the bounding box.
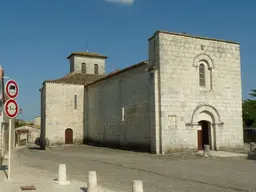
top-left (85, 60), bottom-right (148, 87)
top-left (44, 72), bottom-right (105, 85)
top-left (43, 60), bottom-right (148, 86)
top-left (67, 52), bottom-right (108, 59)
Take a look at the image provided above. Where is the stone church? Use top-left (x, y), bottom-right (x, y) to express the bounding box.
top-left (40, 30), bottom-right (244, 154)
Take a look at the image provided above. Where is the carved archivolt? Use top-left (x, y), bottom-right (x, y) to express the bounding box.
top-left (190, 104), bottom-right (222, 124)
top-left (193, 53), bottom-right (214, 69)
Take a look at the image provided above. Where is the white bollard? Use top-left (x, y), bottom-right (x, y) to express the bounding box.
top-left (204, 145), bottom-right (210, 157)
top-left (87, 171), bottom-right (98, 192)
top-left (132, 180), bottom-right (143, 192)
top-left (54, 164), bottom-right (70, 185)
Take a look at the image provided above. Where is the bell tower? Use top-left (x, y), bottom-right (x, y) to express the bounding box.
top-left (67, 52), bottom-right (108, 75)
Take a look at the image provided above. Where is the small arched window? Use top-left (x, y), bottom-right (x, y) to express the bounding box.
top-left (94, 64), bottom-right (99, 74)
top-left (199, 64), bottom-right (206, 87)
top-left (74, 95), bottom-right (77, 109)
top-left (82, 63), bottom-right (86, 73)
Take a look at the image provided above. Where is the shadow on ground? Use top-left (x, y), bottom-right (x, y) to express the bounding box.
top-left (0, 165), bottom-right (8, 178)
top-left (80, 187), bottom-right (87, 192)
top-left (28, 147), bottom-right (43, 150)
top-left (84, 141), bottom-right (151, 154)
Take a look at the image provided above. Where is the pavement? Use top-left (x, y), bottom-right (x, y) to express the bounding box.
top-left (196, 150), bottom-right (247, 157)
top-left (0, 144), bottom-right (256, 192)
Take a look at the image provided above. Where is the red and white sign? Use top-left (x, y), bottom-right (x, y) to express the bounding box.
top-left (5, 79), bottom-right (19, 99)
top-left (4, 99), bottom-right (19, 118)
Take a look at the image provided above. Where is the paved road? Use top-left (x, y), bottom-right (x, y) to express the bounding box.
top-left (13, 144), bottom-right (256, 192)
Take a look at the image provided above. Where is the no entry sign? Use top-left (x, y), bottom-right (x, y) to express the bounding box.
top-left (5, 79), bottom-right (19, 99)
top-left (4, 99), bottom-right (19, 118)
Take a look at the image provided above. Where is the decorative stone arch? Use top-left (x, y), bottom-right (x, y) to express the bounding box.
top-left (193, 53), bottom-right (214, 69)
top-left (185, 104), bottom-right (224, 151)
top-left (186, 104), bottom-right (223, 126)
top-left (190, 104), bottom-right (222, 124)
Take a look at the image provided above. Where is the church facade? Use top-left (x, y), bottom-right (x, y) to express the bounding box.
top-left (40, 30), bottom-right (244, 154)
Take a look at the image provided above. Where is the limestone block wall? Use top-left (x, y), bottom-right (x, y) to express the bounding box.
top-left (150, 32), bottom-right (244, 153)
top-left (84, 63), bottom-right (151, 151)
top-left (34, 116), bottom-right (41, 126)
top-left (28, 128), bottom-right (40, 143)
top-left (44, 83), bottom-right (84, 145)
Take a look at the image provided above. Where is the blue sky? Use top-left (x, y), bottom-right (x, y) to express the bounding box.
top-left (0, 0), bottom-right (255, 121)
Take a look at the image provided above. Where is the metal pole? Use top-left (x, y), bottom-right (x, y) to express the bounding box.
top-left (1, 123), bottom-right (4, 158)
top-left (8, 118), bottom-right (11, 180)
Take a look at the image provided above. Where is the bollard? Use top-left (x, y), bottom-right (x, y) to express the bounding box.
top-left (132, 180), bottom-right (143, 192)
top-left (204, 145), bottom-right (210, 157)
top-left (250, 142), bottom-right (256, 152)
top-left (54, 164), bottom-right (70, 185)
top-left (87, 171), bottom-right (98, 192)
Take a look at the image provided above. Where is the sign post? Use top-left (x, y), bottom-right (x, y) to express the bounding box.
top-left (4, 79), bottom-right (19, 181)
top-left (0, 66), bottom-right (4, 162)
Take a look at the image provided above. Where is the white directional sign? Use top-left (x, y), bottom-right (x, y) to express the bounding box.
top-left (5, 79), bottom-right (19, 99)
top-left (4, 99), bottom-right (19, 119)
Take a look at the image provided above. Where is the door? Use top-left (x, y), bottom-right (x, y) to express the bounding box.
top-left (197, 121), bottom-right (210, 150)
top-left (197, 130), bottom-right (203, 150)
top-left (65, 129), bottom-right (73, 144)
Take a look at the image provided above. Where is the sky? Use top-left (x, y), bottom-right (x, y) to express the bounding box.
top-left (0, 0), bottom-right (255, 121)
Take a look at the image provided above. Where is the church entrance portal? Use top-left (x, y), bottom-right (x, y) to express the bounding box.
top-left (65, 128), bottom-right (73, 144)
top-left (197, 121), bottom-right (210, 150)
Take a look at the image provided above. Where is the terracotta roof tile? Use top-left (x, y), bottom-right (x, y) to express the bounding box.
top-left (67, 52), bottom-right (108, 59)
top-left (44, 72), bottom-right (105, 85)
top-left (44, 60), bottom-right (148, 86)
top-left (85, 60), bottom-right (148, 87)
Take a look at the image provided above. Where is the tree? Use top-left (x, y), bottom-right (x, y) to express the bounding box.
top-left (243, 89), bottom-right (256, 127)
top-left (15, 119), bottom-right (26, 128)
top-left (249, 89), bottom-right (256, 97)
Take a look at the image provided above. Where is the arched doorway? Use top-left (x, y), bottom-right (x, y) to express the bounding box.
top-left (197, 120), bottom-right (210, 150)
top-left (65, 128), bottom-right (73, 144)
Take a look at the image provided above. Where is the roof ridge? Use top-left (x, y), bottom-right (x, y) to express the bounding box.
top-left (43, 73), bottom-right (105, 85)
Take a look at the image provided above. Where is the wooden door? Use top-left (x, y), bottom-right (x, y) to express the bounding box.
top-left (65, 129), bottom-right (73, 144)
top-left (197, 130), bottom-right (203, 150)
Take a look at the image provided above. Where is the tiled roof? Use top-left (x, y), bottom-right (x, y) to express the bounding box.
top-left (67, 52), bottom-right (108, 59)
top-left (85, 60), bottom-right (148, 87)
top-left (44, 72), bottom-right (105, 85)
top-left (44, 60), bottom-right (148, 86)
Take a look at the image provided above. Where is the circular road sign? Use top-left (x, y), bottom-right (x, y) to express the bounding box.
top-left (5, 79), bottom-right (19, 99)
top-left (4, 99), bottom-right (19, 119)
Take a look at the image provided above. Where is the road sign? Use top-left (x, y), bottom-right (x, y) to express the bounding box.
top-left (4, 99), bottom-right (19, 119)
top-left (5, 79), bottom-right (19, 99)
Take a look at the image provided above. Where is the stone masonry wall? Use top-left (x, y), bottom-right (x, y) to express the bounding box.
top-left (150, 32), bottom-right (244, 153)
top-left (44, 83), bottom-right (84, 145)
top-left (84, 64), bottom-right (151, 151)
top-left (69, 55), bottom-right (105, 75)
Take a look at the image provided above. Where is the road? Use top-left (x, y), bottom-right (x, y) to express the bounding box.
top-left (13, 144), bottom-right (256, 192)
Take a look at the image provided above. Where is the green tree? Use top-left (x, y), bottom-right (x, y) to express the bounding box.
top-left (15, 119), bottom-right (26, 128)
top-left (249, 89), bottom-right (256, 97)
top-left (243, 89), bottom-right (256, 127)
